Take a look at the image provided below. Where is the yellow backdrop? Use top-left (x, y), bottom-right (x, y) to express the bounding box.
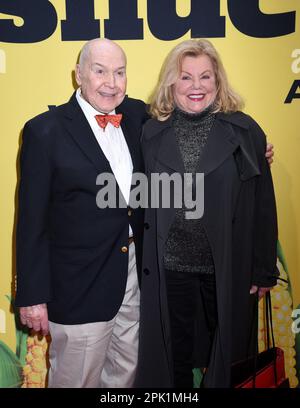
top-left (0, 0), bottom-right (299, 387)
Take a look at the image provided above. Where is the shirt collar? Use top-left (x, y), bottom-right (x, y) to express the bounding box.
top-left (75, 88), bottom-right (116, 119)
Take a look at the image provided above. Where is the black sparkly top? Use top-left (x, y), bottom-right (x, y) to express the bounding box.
top-left (163, 106), bottom-right (215, 273)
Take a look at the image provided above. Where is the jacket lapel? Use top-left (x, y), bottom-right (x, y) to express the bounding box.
top-left (147, 115), bottom-right (241, 177)
top-left (209, 113), bottom-right (261, 181)
top-left (195, 115), bottom-right (240, 176)
top-left (61, 93), bottom-right (112, 174)
top-left (148, 118), bottom-right (185, 174)
top-left (116, 105), bottom-right (141, 174)
top-left (145, 119), bottom-right (184, 248)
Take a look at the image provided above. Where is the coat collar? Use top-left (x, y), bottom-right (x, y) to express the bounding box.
top-left (145, 112), bottom-right (245, 177)
top-left (143, 111), bottom-right (251, 139)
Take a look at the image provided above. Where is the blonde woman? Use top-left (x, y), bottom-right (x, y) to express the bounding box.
top-left (135, 39), bottom-right (278, 388)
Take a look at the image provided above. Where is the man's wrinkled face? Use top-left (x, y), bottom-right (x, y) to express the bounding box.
top-left (76, 44), bottom-right (127, 113)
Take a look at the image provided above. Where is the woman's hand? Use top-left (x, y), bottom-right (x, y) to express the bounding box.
top-left (250, 285), bottom-right (272, 300)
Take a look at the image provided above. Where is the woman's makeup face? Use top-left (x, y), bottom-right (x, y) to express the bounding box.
top-left (173, 54), bottom-right (217, 114)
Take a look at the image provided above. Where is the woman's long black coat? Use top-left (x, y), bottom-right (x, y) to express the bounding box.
top-left (135, 111), bottom-right (278, 388)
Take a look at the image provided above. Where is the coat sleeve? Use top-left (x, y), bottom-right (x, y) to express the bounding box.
top-left (15, 120), bottom-right (53, 307)
top-left (250, 120), bottom-right (279, 288)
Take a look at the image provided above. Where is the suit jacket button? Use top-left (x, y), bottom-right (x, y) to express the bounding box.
top-left (128, 209), bottom-right (132, 217)
top-left (144, 222), bottom-right (150, 230)
top-left (121, 246), bottom-right (128, 253)
top-left (143, 268), bottom-right (150, 275)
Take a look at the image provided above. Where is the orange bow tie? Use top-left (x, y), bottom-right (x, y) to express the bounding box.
top-left (95, 113), bottom-right (122, 130)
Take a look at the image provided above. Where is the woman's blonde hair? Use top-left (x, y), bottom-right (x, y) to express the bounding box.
top-left (149, 39), bottom-right (244, 121)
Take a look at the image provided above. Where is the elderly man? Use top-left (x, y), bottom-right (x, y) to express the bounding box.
top-left (15, 39), bottom-right (148, 388)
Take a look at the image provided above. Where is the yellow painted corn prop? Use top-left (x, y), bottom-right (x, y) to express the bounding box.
top-left (258, 241), bottom-right (299, 387)
top-left (0, 296), bottom-right (27, 387)
top-left (22, 334), bottom-right (48, 388)
top-left (0, 340), bottom-right (23, 388)
top-left (0, 297), bottom-right (49, 388)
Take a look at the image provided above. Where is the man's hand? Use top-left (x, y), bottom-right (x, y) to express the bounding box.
top-left (265, 143), bottom-right (274, 165)
top-left (250, 285), bottom-right (272, 300)
top-left (20, 303), bottom-right (49, 336)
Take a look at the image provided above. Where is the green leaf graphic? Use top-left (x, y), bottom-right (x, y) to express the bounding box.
top-left (5, 295), bottom-right (29, 366)
top-left (193, 368), bottom-right (203, 388)
top-left (0, 341), bottom-right (22, 388)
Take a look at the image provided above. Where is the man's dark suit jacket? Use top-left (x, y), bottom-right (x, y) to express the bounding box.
top-left (15, 93), bottom-right (148, 324)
